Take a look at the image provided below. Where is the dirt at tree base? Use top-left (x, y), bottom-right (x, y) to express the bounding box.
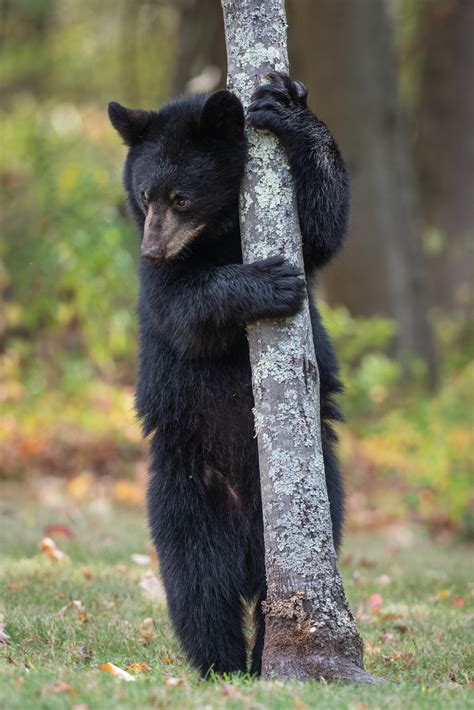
top-left (261, 592), bottom-right (382, 684)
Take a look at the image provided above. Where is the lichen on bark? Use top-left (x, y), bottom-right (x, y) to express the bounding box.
top-left (221, 0), bottom-right (379, 683)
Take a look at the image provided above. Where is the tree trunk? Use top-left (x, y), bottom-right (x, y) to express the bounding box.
top-left (221, 0), bottom-right (378, 683)
top-left (415, 0), bottom-right (474, 311)
top-left (288, 0), bottom-right (436, 378)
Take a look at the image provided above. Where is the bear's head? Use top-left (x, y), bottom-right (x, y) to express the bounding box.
top-left (108, 91), bottom-right (246, 263)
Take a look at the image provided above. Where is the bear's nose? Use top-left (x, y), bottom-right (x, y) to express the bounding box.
top-left (141, 243), bottom-right (166, 263)
top-left (142, 206), bottom-right (166, 262)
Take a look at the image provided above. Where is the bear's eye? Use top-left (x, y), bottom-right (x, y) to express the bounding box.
top-left (174, 195), bottom-right (191, 211)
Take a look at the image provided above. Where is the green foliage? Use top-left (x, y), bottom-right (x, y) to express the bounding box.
top-left (320, 303), bottom-right (399, 419)
top-left (321, 305), bottom-right (474, 533)
top-left (1, 0), bottom-right (181, 375)
top-left (2, 96), bottom-right (137, 370)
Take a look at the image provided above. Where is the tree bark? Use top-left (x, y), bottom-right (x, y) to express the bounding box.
top-left (221, 0), bottom-right (378, 683)
top-left (288, 0), bottom-right (436, 379)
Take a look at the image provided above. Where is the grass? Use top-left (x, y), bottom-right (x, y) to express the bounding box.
top-left (0, 481), bottom-right (473, 709)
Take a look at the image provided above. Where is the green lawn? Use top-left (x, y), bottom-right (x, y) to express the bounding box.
top-left (0, 482), bottom-right (472, 709)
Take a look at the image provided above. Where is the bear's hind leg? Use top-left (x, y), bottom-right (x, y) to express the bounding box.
top-left (168, 576), bottom-right (248, 677)
top-left (148, 473), bottom-right (248, 676)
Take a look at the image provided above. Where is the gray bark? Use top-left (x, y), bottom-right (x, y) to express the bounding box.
top-left (288, 0), bottom-right (436, 379)
top-left (221, 0), bottom-right (377, 683)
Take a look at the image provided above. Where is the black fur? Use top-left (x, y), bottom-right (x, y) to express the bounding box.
top-left (109, 72), bottom-right (350, 677)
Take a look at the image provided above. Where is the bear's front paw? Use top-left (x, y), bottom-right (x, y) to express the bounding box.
top-left (252, 255), bottom-right (306, 318)
top-left (247, 72), bottom-right (308, 137)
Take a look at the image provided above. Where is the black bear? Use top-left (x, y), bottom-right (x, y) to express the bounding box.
top-left (108, 72), bottom-right (349, 677)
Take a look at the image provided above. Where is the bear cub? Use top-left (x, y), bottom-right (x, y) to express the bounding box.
top-left (109, 72), bottom-right (349, 677)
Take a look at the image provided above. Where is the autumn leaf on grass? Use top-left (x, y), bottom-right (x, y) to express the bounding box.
top-left (50, 681), bottom-right (75, 694)
top-left (164, 677), bottom-right (186, 687)
top-left (127, 662), bottom-right (152, 674)
top-left (367, 593), bottom-right (383, 613)
top-left (44, 524), bottom-right (75, 539)
top-left (451, 596), bottom-right (466, 608)
top-left (6, 582), bottom-right (23, 592)
top-left (427, 589), bottom-right (452, 604)
top-left (222, 683), bottom-right (244, 698)
top-left (100, 663), bottom-right (136, 682)
top-left (382, 651), bottom-right (415, 669)
top-left (131, 553), bottom-right (151, 566)
top-left (40, 537), bottom-right (69, 562)
top-left (56, 600), bottom-right (88, 623)
top-left (139, 571), bottom-right (165, 601)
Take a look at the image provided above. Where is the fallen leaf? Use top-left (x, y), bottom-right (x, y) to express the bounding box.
top-left (380, 612), bottom-right (402, 622)
top-left (142, 617), bottom-right (154, 627)
top-left (139, 628), bottom-right (155, 644)
top-left (427, 588), bottom-right (453, 604)
top-left (100, 662), bottom-right (136, 682)
top-left (222, 683), bottom-right (243, 698)
top-left (382, 651), bottom-right (415, 668)
top-left (139, 571), bottom-right (165, 601)
top-left (50, 682), bottom-right (75, 694)
top-left (164, 677), bottom-right (186, 687)
top-left (451, 596), bottom-right (465, 608)
top-left (127, 662), bottom-right (152, 673)
top-left (131, 553), bottom-right (151, 566)
top-left (162, 657), bottom-right (173, 665)
top-left (376, 575), bottom-right (392, 586)
top-left (359, 556), bottom-right (376, 568)
top-left (81, 568), bottom-right (93, 581)
top-left (367, 593), bottom-right (383, 613)
top-left (56, 600), bottom-right (88, 623)
top-left (40, 537), bottom-right (68, 562)
top-left (72, 705), bottom-right (89, 710)
top-left (394, 621), bottom-right (408, 634)
top-left (7, 582), bottom-right (23, 592)
top-left (44, 524), bottom-right (74, 539)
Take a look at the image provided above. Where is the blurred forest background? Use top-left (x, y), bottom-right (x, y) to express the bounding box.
top-left (1, 0), bottom-right (473, 537)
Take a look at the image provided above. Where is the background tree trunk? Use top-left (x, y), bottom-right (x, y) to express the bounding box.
top-left (221, 0), bottom-right (377, 683)
top-left (414, 0), bottom-right (474, 311)
top-left (172, 0), bottom-right (226, 94)
top-left (288, 0), bottom-right (436, 377)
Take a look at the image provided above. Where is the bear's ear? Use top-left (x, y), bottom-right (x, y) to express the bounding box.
top-left (108, 101), bottom-right (154, 146)
top-left (199, 91), bottom-right (245, 142)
